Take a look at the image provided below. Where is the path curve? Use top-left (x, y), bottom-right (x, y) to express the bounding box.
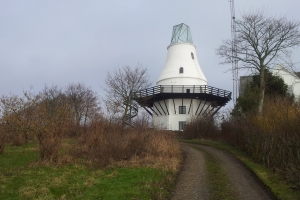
top-left (170, 143), bottom-right (276, 200)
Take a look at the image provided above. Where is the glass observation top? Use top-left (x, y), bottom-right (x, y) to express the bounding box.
top-left (170, 23), bottom-right (193, 45)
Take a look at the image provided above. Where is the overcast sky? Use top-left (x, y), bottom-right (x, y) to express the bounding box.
top-left (1, 0), bottom-right (300, 110)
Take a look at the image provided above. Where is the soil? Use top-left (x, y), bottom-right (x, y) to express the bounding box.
top-left (170, 143), bottom-right (276, 200)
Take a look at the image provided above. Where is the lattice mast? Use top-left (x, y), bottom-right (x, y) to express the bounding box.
top-left (229, 0), bottom-right (238, 103)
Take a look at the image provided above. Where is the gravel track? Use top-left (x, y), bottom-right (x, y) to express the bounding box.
top-left (170, 145), bottom-right (209, 200)
top-left (170, 143), bottom-right (276, 200)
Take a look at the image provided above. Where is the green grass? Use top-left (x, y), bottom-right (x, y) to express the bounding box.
top-left (190, 145), bottom-right (239, 200)
top-left (0, 142), bottom-right (175, 200)
top-left (183, 139), bottom-right (300, 200)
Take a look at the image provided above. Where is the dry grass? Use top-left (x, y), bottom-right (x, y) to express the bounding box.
top-left (221, 96), bottom-right (300, 187)
top-left (1, 132), bottom-right (181, 199)
top-left (72, 121), bottom-right (181, 171)
top-left (19, 186), bottom-right (51, 199)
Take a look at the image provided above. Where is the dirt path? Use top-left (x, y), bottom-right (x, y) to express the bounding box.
top-left (170, 145), bottom-right (209, 200)
top-left (170, 143), bottom-right (276, 200)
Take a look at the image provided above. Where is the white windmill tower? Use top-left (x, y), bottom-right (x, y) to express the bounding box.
top-left (133, 23), bottom-right (231, 130)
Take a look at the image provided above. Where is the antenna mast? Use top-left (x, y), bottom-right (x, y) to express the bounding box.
top-left (229, 0), bottom-right (238, 103)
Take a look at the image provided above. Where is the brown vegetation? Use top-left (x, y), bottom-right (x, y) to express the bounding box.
top-left (0, 83), bottom-right (181, 171)
top-left (180, 96), bottom-right (300, 188)
top-left (0, 84), bottom-right (101, 161)
top-left (221, 96), bottom-right (300, 186)
top-left (73, 120), bottom-right (181, 170)
top-left (0, 127), bottom-right (5, 154)
top-left (182, 116), bottom-right (219, 140)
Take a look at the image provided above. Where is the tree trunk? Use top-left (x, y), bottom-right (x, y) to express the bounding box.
top-left (258, 65), bottom-right (266, 115)
top-left (0, 132), bottom-right (5, 154)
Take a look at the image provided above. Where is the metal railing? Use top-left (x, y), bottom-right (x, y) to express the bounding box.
top-left (134, 85), bottom-right (231, 99)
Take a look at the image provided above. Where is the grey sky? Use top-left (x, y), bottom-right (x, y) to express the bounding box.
top-left (1, 0), bottom-right (300, 109)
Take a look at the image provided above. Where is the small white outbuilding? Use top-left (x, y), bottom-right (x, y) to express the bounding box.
top-left (239, 65), bottom-right (300, 99)
top-left (272, 65), bottom-right (300, 98)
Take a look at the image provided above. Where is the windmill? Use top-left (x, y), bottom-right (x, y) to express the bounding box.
top-left (133, 23), bottom-right (231, 130)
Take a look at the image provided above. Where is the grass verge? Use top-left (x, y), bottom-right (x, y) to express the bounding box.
top-left (0, 142), bottom-right (177, 200)
top-left (190, 146), bottom-right (239, 200)
top-left (183, 139), bottom-right (300, 200)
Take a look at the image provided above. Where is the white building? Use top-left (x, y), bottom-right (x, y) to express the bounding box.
top-left (133, 23), bottom-right (231, 130)
top-left (272, 65), bottom-right (300, 98)
top-left (239, 65), bottom-right (300, 99)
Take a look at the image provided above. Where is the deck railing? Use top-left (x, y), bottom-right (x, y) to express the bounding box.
top-left (134, 85), bottom-right (231, 99)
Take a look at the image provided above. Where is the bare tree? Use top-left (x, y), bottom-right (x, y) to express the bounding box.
top-left (104, 64), bottom-right (152, 126)
top-left (65, 83), bottom-right (101, 135)
top-left (0, 86), bottom-right (69, 161)
top-left (0, 84), bottom-right (103, 160)
top-left (0, 93), bottom-right (36, 145)
top-left (217, 11), bottom-right (300, 114)
top-left (34, 86), bottom-right (70, 162)
top-left (103, 98), bottom-right (122, 126)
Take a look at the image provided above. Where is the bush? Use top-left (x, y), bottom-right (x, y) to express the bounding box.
top-left (221, 96), bottom-right (300, 186)
top-left (10, 133), bottom-right (27, 146)
top-left (182, 116), bottom-right (219, 140)
top-left (72, 120), bottom-right (181, 170)
top-left (0, 84), bottom-right (101, 163)
top-left (0, 128), bottom-right (5, 154)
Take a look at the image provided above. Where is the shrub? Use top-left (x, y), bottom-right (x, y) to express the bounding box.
top-left (182, 116), bottom-right (219, 140)
top-left (72, 120), bottom-right (181, 170)
top-left (0, 84), bottom-right (102, 163)
top-left (10, 133), bottom-right (27, 146)
top-left (0, 127), bottom-right (5, 154)
top-left (221, 96), bottom-right (300, 186)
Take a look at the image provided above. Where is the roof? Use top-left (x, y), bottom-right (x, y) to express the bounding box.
top-left (170, 23), bottom-right (193, 45)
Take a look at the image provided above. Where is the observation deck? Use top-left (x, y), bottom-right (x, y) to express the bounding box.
top-left (133, 85), bottom-right (231, 108)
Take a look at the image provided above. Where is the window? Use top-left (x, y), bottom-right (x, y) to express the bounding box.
top-left (179, 121), bottom-right (186, 130)
top-left (179, 67), bottom-right (184, 74)
top-left (179, 106), bottom-right (186, 114)
top-left (186, 89), bottom-right (190, 93)
top-left (191, 52), bottom-right (194, 59)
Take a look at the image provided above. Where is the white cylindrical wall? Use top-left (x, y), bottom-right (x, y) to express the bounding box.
top-left (156, 43), bottom-right (207, 86)
top-left (152, 98), bottom-right (212, 130)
